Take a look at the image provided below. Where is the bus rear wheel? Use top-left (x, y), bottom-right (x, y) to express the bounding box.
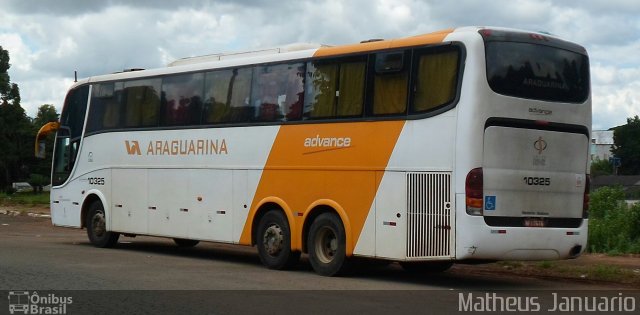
top-left (256, 210), bottom-right (300, 270)
top-left (307, 213), bottom-right (350, 276)
top-left (86, 200), bottom-right (119, 248)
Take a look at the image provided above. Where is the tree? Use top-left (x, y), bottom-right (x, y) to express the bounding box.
top-left (33, 104), bottom-right (59, 127)
top-left (590, 158), bottom-right (613, 177)
top-left (0, 47), bottom-right (11, 95)
top-left (0, 46), bottom-right (31, 191)
top-left (0, 46), bottom-right (20, 107)
top-left (611, 116), bottom-right (640, 175)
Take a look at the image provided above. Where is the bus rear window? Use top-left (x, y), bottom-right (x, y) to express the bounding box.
top-left (485, 42), bottom-right (589, 103)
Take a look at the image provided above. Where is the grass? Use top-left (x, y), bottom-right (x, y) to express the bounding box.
top-left (0, 192), bottom-right (50, 206)
top-left (591, 265), bottom-right (625, 281)
top-left (537, 261), bottom-right (555, 269)
top-left (496, 261), bottom-right (524, 270)
top-left (552, 264), bottom-right (638, 283)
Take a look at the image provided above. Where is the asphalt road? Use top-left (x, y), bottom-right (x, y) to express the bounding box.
top-left (0, 214), bottom-right (636, 315)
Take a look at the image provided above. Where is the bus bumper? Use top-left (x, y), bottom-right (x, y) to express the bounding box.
top-left (455, 196), bottom-right (588, 261)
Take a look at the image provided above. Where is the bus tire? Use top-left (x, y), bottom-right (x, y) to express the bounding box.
top-left (256, 210), bottom-right (300, 270)
top-left (307, 212), bottom-right (350, 276)
top-left (86, 200), bottom-right (119, 248)
top-left (173, 238), bottom-right (199, 247)
top-left (400, 261), bottom-right (453, 273)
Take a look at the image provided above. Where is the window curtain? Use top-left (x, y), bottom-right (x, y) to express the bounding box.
top-left (372, 71), bottom-right (408, 115)
top-left (337, 62), bottom-right (365, 116)
top-left (309, 64), bottom-right (338, 118)
top-left (414, 51), bottom-right (458, 112)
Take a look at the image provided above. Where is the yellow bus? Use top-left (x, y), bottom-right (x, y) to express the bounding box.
top-left (36, 27), bottom-right (591, 276)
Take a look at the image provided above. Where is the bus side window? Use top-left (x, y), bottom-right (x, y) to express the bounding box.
top-left (87, 82), bottom-right (121, 132)
top-left (102, 98), bottom-right (121, 128)
top-left (304, 62), bottom-right (338, 118)
top-left (228, 67), bottom-right (253, 123)
top-left (337, 61), bottom-right (365, 116)
top-left (204, 69), bottom-right (233, 124)
top-left (161, 73), bottom-right (204, 126)
top-left (412, 49), bottom-right (460, 113)
top-left (251, 62), bottom-right (304, 122)
top-left (252, 65), bottom-right (282, 122)
top-left (372, 51), bottom-right (409, 115)
top-left (123, 79), bottom-right (161, 128)
top-left (304, 59), bottom-right (365, 119)
top-left (284, 63), bottom-right (304, 121)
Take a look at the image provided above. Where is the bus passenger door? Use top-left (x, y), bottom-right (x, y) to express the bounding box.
top-left (188, 170), bottom-right (233, 242)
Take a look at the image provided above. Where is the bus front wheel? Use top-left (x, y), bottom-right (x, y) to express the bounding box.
top-left (86, 200), bottom-right (120, 248)
top-left (256, 210), bottom-right (300, 270)
top-left (307, 212), bottom-right (350, 276)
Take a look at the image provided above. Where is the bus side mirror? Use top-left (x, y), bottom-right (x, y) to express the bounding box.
top-left (35, 121), bottom-right (60, 159)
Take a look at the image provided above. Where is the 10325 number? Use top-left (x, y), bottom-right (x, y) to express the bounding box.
top-left (523, 177), bottom-right (550, 186)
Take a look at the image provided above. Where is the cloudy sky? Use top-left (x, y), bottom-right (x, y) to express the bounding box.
top-left (1, 0), bottom-right (638, 130)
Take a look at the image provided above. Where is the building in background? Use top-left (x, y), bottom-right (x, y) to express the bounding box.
top-left (591, 130), bottom-right (614, 161)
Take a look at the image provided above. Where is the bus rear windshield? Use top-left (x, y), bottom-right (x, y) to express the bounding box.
top-left (485, 42), bottom-right (589, 103)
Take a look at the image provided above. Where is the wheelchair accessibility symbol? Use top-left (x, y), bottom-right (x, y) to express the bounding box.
top-left (485, 196), bottom-right (496, 211)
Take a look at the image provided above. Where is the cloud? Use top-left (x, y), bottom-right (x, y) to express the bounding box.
top-left (0, 33), bottom-right (35, 72)
top-left (592, 64), bottom-right (640, 129)
top-left (1, 0), bottom-right (249, 16)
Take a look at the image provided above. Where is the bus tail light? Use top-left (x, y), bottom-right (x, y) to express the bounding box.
top-left (582, 175), bottom-right (590, 218)
top-left (480, 29), bottom-right (492, 37)
top-left (529, 34), bottom-right (548, 41)
top-left (465, 167), bottom-right (483, 216)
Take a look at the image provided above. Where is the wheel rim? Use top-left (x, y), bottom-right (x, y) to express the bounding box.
top-left (91, 209), bottom-right (106, 238)
top-left (314, 226), bottom-right (338, 264)
top-left (263, 223), bottom-right (284, 256)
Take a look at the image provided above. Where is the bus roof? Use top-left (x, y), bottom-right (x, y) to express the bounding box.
top-left (76, 26), bottom-right (572, 88)
top-left (167, 43), bottom-right (329, 67)
top-left (314, 28), bottom-right (453, 57)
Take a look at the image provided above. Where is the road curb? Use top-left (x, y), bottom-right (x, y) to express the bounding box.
top-left (0, 209), bottom-right (50, 218)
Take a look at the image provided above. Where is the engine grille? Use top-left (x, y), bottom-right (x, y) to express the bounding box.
top-left (406, 172), bottom-right (453, 258)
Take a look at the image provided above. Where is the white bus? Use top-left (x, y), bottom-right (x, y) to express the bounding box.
top-left (36, 27), bottom-right (591, 276)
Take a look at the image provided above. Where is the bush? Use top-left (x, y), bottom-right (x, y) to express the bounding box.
top-left (588, 186), bottom-right (625, 219)
top-left (590, 159), bottom-right (613, 177)
top-left (28, 173), bottom-right (48, 193)
top-left (588, 186), bottom-right (640, 254)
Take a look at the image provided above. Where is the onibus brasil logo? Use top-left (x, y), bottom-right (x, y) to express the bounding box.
top-left (7, 291), bottom-right (72, 314)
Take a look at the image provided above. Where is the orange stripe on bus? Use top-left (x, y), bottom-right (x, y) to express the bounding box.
top-left (313, 29), bottom-right (453, 58)
top-left (239, 121), bottom-right (405, 255)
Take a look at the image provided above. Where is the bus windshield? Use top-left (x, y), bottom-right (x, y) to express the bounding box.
top-left (485, 41), bottom-right (589, 103)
